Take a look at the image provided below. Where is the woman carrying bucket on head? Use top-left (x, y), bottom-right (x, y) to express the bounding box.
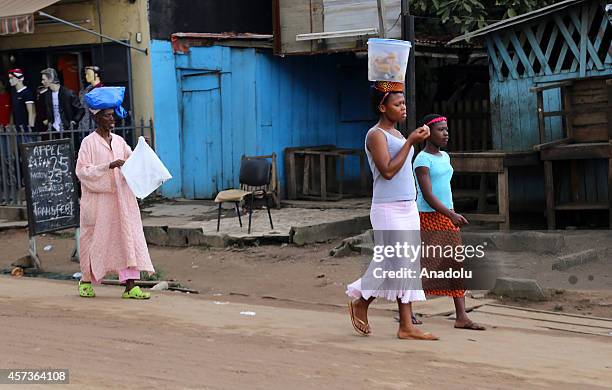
top-left (346, 39), bottom-right (438, 340)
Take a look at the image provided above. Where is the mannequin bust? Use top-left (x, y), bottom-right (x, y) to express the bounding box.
top-left (41, 67), bottom-right (83, 131)
top-left (8, 69), bottom-right (36, 130)
top-left (85, 66), bottom-right (103, 88)
top-left (79, 66), bottom-right (104, 131)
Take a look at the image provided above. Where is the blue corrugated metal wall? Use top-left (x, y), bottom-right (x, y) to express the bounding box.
top-left (150, 40), bottom-right (375, 198)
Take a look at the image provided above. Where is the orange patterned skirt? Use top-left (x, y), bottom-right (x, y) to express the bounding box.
top-left (419, 211), bottom-right (465, 298)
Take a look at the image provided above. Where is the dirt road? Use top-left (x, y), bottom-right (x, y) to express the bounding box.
top-left (1, 276), bottom-right (612, 389)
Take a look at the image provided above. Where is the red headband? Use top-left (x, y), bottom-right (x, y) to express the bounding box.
top-left (426, 116), bottom-right (447, 126)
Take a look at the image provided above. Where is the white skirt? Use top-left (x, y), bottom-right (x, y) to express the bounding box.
top-left (346, 200), bottom-right (426, 303)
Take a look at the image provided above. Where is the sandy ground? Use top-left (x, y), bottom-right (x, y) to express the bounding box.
top-left (2, 229), bottom-right (612, 389)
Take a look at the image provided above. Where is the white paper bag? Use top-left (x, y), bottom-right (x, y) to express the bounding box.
top-left (121, 136), bottom-right (172, 199)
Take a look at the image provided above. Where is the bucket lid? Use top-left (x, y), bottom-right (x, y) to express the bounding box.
top-left (367, 38), bottom-right (412, 47)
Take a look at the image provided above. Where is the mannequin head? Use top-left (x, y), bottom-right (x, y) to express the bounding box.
top-left (84, 66), bottom-right (102, 86)
top-left (8, 69), bottom-right (25, 88)
top-left (41, 68), bottom-right (60, 90)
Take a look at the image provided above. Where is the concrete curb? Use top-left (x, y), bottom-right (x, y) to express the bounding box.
top-left (552, 249), bottom-right (604, 271)
top-left (290, 215), bottom-right (371, 246)
top-left (0, 206), bottom-right (26, 221)
top-left (490, 277), bottom-right (547, 301)
top-left (0, 220), bottom-right (28, 231)
top-left (462, 231), bottom-right (565, 254)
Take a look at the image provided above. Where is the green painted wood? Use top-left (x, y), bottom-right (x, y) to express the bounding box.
top-left (524, 25), bottom-right (553, 75)
top-left (493, 33), bottom-right (520, 79)
top-left (509, 31), bottom-right (535, 77)
top-left (554, 14), bottom-right (580, 73)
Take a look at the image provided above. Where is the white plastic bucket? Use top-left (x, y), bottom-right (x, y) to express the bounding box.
top-left (367, 38), bottom-right (412, 82)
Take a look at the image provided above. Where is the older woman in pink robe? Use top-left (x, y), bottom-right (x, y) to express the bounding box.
top-left (76, 103), bottom-right (154, 299)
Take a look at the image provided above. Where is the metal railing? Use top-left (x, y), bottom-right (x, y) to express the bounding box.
top-left (0, 119), bottom-right (154, 206)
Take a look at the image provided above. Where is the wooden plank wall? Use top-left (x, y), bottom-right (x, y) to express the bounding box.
top-left (432, 100), bottom-right (491, 152)
top-left (489, 77), bottom-right (560, 151)
top-left (569, 78), bottom-right (609, 142)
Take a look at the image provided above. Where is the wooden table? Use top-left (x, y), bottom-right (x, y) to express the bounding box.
top-left (285, 145), bottom-right (369, 201)
top-left (449, 151), bottom-right (540, 230)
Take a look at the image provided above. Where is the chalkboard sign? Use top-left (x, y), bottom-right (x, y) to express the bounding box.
top-left (20, 139), bottom-right (79, 236)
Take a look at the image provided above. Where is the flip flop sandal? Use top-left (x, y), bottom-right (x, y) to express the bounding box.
top-left (79, 281), bottom-right (95, 298)
top-left (412, 314), bottom-right (423, 325)
top-left (454, 321), bottom-right (486, 331)
top-left (348, 301), bottom-right (370, 336)
top-left (122, 286), bottom-right (151, 300)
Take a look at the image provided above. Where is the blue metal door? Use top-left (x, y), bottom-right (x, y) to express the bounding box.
top-left (181, 71), bottom-right (222, 198)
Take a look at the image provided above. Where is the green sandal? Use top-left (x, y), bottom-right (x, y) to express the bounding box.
top-left (122, 286), bottom-right (151, 300)
top-left (79, 281), bottom-right (95, 298)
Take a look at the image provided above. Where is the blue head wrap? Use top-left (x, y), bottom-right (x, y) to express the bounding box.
top-left (85, 86), bottom-right (128, 119)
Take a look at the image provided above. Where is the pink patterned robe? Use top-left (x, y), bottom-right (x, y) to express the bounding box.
top-left (76, 132), bottom-right (155, 283)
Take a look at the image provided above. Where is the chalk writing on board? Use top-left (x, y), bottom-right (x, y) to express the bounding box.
top-left (21, 139), bottom-right (79, 236)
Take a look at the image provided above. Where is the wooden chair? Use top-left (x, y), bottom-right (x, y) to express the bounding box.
top-left (214, 155), bottom-right (275, 234)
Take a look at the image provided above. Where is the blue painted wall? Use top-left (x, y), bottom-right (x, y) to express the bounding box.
top-left (150, 40), bottom-right (375, 198)
top-left (484, 3), bottom-right (612, 211)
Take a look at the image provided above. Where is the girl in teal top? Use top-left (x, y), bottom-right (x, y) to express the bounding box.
top-left (414, 114), bottom-right (485, 331)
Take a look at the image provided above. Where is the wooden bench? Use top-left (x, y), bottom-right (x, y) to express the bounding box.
top-left (449, 151), bottom-right (540, 230)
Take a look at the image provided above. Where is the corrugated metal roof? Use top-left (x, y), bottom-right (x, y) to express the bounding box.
top-left (0, 0), bottom-right (60, 18)
top-left (448, 0), bottom-right (589, 44)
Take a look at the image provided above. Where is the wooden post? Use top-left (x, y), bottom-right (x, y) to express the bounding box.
top-left (360, 152), bottom-right (368, 196)
top-left (544, 161), bottom-right (556, 229)
top-left (287, 151), bottom-right (297, 200)
top-left (28, 237), bottom-right (42, 270)
top-left (498, 167), bottom-right (510, 230)
top-left (303, 155), bottom-right (311, 196)
top-left (319, 154), bottom-right (327, 201)
top-left (478, 174), bottom-right (487, 213)
top-left (376, 0), bottom-right (387, 38)
top-left (609, 157), bottom-right (612, 229)
top-left (607, 80), bottom-right (612, 228)
top-left (401, 0), bottom-right (416, 132)
top-left (562, 86), bottom-right (574, 138)
top-left (537, 91), bottom-right (546, 143)
top-left (339, 156), bottom-right (345, 199)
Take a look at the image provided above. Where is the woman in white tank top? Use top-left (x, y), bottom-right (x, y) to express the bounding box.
top-left (347, 81), bottom-right (438, 340)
